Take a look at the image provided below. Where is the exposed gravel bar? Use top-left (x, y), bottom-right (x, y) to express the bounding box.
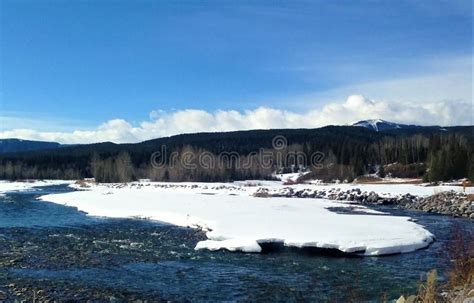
top-left (253, 187), bottom-right (474, 218)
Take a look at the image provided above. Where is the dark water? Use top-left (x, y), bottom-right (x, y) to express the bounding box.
top-left (0, 185), bottom-right (472, 302)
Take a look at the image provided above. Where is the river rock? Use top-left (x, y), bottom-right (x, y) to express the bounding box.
top-left (367, 192), bottom-right (379, 203)
top-left (396, 295), bottom-right (406, 303)
top-left (252, 186), bottom-right (472, 218)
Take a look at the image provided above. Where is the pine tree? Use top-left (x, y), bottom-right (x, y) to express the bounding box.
top-left (378, 164), bottom-right (385, 178)
top-left (428, 153), bottom-right (441, 182)
top-left (468, 155), bottom-right (474, 182)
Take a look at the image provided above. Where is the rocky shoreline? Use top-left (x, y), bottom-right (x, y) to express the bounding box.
top-left (253, 187), bottom-right (474, 219)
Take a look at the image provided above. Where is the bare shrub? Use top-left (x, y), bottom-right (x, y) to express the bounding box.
top-left (417, 269), bottom-right (438, 303)
top-left (385, 162), bottom-right (426, 178)
top-left (446, 224), bottom-right (474, 289)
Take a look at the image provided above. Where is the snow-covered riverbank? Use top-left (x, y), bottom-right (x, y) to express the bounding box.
top-left (0, 180), bottom-right (72, 196)
top-left (38, 181), bottom-right (439, 256)
top-left (252, 182), bottom-right (474, 218)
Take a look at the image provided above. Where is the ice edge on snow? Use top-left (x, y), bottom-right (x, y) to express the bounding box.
top-left (193, 224), bottom-right (435, 256)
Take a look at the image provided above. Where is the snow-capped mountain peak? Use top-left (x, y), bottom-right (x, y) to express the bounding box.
top-left (352, 119), bottom-right (417, 132)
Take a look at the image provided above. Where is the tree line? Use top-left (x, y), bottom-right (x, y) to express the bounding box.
top-left (0, 126), bottom-right (472, 182)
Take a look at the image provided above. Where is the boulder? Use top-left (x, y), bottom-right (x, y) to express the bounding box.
top-left (367, 192), bottom-right (379, 203)
top-left (396, 295), bottom-right (406, 303)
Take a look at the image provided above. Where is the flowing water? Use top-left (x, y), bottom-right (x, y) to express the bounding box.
top-left (0, 184), bottom-right (472, 302)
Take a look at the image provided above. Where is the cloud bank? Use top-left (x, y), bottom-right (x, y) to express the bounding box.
top-left (1, 95), bottom-right (472, 144)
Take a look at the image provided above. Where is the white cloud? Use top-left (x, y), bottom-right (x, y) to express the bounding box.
top-left (278, 55), bottom-right (473, 111)
top-left (1, 95), bottom-right (471, 144)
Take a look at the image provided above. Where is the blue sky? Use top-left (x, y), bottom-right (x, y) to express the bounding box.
top-left (0, 0), bottom-right (472, 143)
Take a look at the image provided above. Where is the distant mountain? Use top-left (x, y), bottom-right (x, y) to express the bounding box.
top-left (0, 139), bottom-right (61, 153)
top-left (352, 119), bottom-right (425, 132)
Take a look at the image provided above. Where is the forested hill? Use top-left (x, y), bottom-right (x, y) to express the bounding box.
top-left (1, 125), bottom-right (473, 182)
top-left (0, 139), bottom-right (61, 153)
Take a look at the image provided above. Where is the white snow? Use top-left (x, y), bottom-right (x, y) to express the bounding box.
top-left (352, 119), bottom-right (403, 132)
top-left (293, 182), bottom-right (472, 196)
top-left (0, 180), bottom-right (72, 196)
top-left (274, 172), bottom-right (310, 183)
top-left (39, 181), bottom-right (436, 256)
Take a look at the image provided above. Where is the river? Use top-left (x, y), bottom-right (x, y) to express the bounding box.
top-left (0, 184), bottom-right (472, 302)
